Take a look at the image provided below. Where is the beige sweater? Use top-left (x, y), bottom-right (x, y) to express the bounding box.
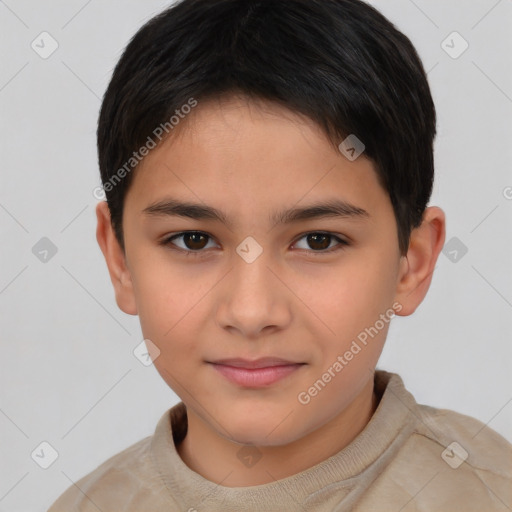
top-left (48, 371), bottom-right (512, 511)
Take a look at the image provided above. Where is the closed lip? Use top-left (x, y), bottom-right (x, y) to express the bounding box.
top-left (208, 357), bottom-right (304, 369)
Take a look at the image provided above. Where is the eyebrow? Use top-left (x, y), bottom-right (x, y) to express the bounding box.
top-left (142, 197), bottom-right (370, 228)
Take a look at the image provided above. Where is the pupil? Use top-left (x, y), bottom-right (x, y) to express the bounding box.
top-left (308, 233), bottom-right (330, 250)
top-left (185, 233), bottom-right (207, 250)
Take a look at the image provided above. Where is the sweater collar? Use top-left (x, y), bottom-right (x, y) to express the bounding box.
top-left (150, 370), bottom-right (418, 511)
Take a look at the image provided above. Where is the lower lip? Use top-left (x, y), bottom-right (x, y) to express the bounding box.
top-left (210, 363), bottom-right (303, 387)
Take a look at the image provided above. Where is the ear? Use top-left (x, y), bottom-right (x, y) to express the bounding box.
top-left (95, 201), bottom-right (138, 315)
top-left (394, 206), bottom-right (446, 316)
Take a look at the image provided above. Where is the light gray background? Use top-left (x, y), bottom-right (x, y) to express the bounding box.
top-left (1, 1), bottom-right (511, 510)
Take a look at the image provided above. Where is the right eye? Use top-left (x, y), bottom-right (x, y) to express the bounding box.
top-left (160, 231), bottom-right (219, 255)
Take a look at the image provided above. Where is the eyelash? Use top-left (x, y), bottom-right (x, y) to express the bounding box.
top-left (160, 231), bottom-right (350, 257)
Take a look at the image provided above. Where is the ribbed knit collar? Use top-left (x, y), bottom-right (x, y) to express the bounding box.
top-left (150, 370), bottom-right (418, 511)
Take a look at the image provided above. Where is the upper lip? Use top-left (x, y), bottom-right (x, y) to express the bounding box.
top-left (209, 357), bottom-right (303, 369)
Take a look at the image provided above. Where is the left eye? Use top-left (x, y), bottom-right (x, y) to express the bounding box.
top-left (161, 231), bottom-right (349, 255)
top-left (293, 232), bottom-right (348, 252)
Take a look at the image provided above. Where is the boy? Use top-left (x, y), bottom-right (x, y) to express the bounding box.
top-left (48, 0), bottom-right (512, 510)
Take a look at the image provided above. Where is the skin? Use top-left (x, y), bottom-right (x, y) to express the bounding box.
top-left (96, 95), bottom-right (446, 487)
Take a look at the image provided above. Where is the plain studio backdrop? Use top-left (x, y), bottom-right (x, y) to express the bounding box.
top-left (1, 1), bottom-right (511, 510)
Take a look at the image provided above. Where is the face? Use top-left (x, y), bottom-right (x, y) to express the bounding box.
top-left (117, 96), bottom-right (406, 446)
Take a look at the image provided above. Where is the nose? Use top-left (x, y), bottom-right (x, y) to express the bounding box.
top-left (214, 245), bottom-right (292, 339)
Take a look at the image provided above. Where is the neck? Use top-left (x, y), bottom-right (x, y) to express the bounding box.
top-left (176, 378), bottom-right (378, 487)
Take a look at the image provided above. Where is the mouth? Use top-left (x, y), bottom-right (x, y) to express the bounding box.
top-left (207, 357), bottom-right (306, 387)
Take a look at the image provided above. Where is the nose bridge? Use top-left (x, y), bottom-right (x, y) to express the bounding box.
top-left (215, 238), bottom-right (289, 336)
top-left (230, 238), bottom-right (276, 301)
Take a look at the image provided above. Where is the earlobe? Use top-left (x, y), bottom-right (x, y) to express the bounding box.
top-left (394, 206), bottom-right (446, 316)
top-left (95, 202), bottom-right (138, 316)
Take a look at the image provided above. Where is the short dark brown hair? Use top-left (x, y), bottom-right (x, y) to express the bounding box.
top-left (97, 0), bottom-right (436, 255)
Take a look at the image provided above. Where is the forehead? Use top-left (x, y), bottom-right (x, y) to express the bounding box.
top-left (124, 96), bottom-right (390, 223)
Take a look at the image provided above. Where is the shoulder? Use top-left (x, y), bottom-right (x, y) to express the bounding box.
top-left (415, 404), bottom-right (512, 474)
top-left (47, 433), bottom-right (177, 512)
top-left (381, 404), bottom-right (512, 511)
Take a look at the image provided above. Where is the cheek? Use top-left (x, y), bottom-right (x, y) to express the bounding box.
top-left (131, 260), bottom-right (218, 372)
top-left (141, 297), bottom-right (202, 390)
top-left (323, 256), bottom-right (394, 315)
top-left (132, 252), bottom-right (209, 336)
top-left (301, 251), bottom-right (397, 354)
